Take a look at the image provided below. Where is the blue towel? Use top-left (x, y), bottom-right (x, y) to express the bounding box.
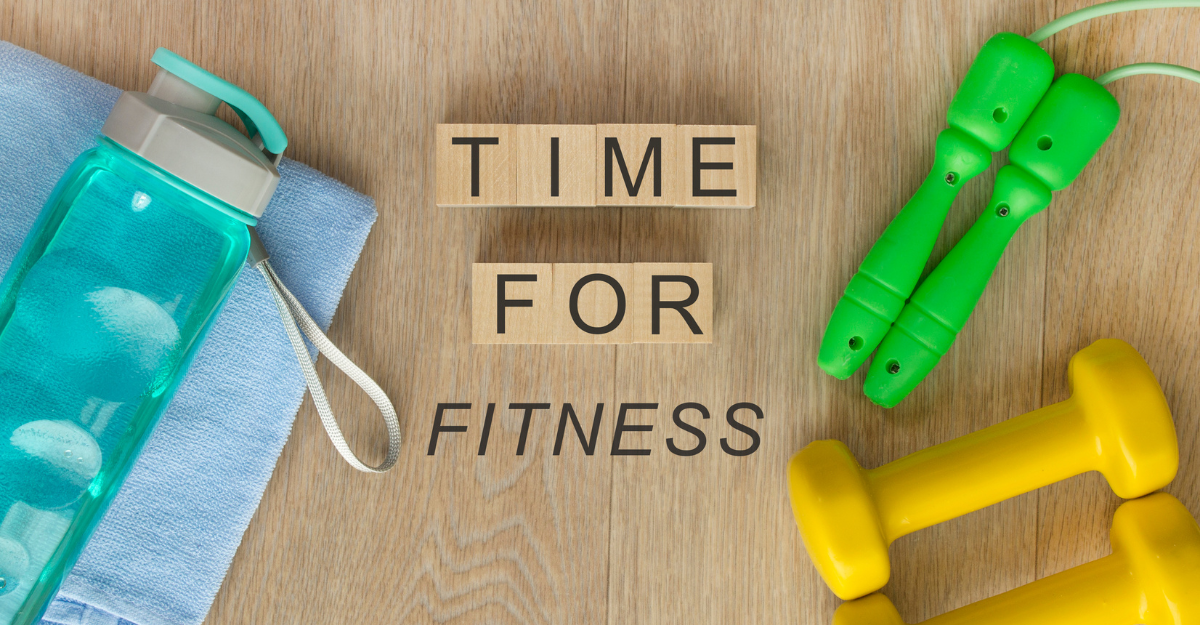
top-left (0, 42), bottom-right (377, 625)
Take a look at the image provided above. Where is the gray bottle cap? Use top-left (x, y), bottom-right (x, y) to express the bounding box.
top-left (101, 68), bottom-right (280, 218)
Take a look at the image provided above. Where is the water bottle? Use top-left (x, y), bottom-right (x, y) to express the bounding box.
top-left (0, 48), bottom-right (286, 624)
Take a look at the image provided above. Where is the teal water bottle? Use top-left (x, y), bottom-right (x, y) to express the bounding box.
top-left (0, 49), bottom-right (286, 624)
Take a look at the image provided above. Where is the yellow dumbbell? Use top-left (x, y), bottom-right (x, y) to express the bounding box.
top-left (788, 339), bottom-right (1178, 600)
top-left (832, 492), bottom-right (1200, 625)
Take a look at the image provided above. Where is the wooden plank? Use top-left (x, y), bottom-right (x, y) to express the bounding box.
top-left (608, 1), bottom-right (1052, 624)
top-left (170, 2), bottom-right (625, 624)
top-left (1035, 0), bottom-right (1200, 587)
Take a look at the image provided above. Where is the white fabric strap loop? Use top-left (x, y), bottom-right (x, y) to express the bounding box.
top-left (254, 257), bottom-right (401, 473)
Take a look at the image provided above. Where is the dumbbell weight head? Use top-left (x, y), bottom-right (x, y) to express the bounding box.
top-left (787, 440), bottom-right (890, 600)
top-left (1067, 339), bottom-right (1177, 499)
top-left (1111, 493), bottom-right (1200, 622)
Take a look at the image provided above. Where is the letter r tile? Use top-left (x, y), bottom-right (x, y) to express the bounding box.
top-left (632, 263), bottom-right (713, 343)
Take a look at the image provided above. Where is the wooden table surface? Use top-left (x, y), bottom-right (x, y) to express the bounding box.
top-left (4, 1), bottom-right (1200, 623)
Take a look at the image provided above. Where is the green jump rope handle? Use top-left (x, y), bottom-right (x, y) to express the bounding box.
top-left (864, 74), bottom-right (1121, 407)
top-left (818, 33), bottom-right (1054, 379)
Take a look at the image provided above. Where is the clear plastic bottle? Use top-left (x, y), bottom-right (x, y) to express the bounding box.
top-left (0, 49), bottom-right (286, 624)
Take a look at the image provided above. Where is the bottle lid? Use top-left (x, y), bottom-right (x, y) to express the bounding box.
top-left (101, 48), bottom-right (288, 218)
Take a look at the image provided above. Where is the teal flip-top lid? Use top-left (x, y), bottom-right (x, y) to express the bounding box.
top-left (100, 48), bottom-right (288, 218)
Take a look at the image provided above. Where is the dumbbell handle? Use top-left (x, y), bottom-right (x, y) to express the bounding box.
top-left (834, 493), bottom-right (1199, 624)
top-left (869, 398), bottom-right (1093, 542)
top-left (923, 554), bottom-right (1132, 625)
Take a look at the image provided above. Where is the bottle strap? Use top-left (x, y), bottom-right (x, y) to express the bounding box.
top-left (248, 227), bottom-right (401, 473)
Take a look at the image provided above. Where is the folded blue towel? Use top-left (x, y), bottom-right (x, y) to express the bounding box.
top-left (0, 41), bottom-right (377, 625)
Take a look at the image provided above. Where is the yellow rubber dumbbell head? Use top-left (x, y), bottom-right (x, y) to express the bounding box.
top-left (1068, 339), bottom-right (1178, 497)
top-left (787, 440), bottom-right (889, 600)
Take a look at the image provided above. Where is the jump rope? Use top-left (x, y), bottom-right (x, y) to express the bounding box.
top-left (818, 0), bottom-right (1200, 408)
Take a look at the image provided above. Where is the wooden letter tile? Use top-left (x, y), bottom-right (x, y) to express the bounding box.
top-left (436, 124), bottom-right (515, 206)
top-left (472, 263), bottom-right (553, 343)
top-left (551, 263), bottom-right (634, 344)
top-left (595, 124), bottom-right (678, 206)
top-left (632, 263), bottom-right (713, 343)
top-left (676, 126), bottom-right (756, 208)
top-left (515, 125), bottom-right (596, 206)
top-left (472, 263), bottom-right (712, 344)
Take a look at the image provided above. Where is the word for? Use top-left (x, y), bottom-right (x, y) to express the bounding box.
top-left (436, 124), bottom-right (756, 208)
top-left (472, 263), bottom-right (712, 344)
top-left (427, 402), bottom-right (764, 457)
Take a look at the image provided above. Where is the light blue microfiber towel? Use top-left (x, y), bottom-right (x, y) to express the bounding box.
top-left (0, 42), bottom-right (377, 625)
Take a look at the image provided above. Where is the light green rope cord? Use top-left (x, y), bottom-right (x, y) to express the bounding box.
top-left (1029, 0), bottom-right (1200, 43)
top-left (1097, 62), bottom-right (1200, 85)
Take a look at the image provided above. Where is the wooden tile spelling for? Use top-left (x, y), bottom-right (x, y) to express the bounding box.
top-left (472, 263), bottom-right (712, 344)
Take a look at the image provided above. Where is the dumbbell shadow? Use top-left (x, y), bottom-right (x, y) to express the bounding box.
top-left (788, 339), bottom-right (1178, 600)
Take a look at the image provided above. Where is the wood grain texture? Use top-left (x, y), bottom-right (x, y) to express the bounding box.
top-left (437, 124), bottom-right (517, 206)
top-left (2, 0), bottom-right (1199, 623)
top-left (472, 263), bottom-right (555, 344)
top-left (676, 125), bottom-right (757, 208)
top-left (595, 123), bottom-right (680, 206)
top-left (550, 262), bottom-right (634, 344)
top-left (515, 125), bottom-right (597, 207)
top-left (630, 263), bottom-right (712, 343)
